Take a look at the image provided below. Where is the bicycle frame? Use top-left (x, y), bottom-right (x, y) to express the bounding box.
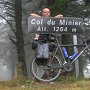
top-left (31, 34), bottom-right (90, 82)
top-left (51, 35), bottom-right (89, 67)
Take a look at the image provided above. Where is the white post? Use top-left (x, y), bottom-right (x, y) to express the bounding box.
top-left (73, 35), bottom-right (79, 79)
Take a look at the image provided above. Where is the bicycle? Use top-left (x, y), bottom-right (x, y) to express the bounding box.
top-left (31, 35), bottom-right (90, 82)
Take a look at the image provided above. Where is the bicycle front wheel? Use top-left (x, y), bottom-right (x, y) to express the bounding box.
top-left (31, 56), bottom-right (62, 82)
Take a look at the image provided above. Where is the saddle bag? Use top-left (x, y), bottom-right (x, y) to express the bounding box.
top-left (35, 43), bottom-right (49, 64)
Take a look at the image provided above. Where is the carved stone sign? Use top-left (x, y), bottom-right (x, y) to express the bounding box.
top-left (28, 16), bottom-right (84, 34)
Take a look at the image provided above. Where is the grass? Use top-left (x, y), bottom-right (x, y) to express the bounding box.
top-left (0, 75), bottom-right (90, 90)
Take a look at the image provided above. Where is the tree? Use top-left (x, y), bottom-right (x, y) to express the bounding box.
top-left (0, 0), bottom-right (27, 76)
top-left (14, 0), bottom-right (27, 76)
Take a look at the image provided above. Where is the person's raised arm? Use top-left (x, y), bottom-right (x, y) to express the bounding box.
top-left (30, 13), bottom-right (41, 17)
top-left (54, 14), bottom-right (63, 18)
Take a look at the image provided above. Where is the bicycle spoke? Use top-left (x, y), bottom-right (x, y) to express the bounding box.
top-left (31, 56), bottom-right (62, 82)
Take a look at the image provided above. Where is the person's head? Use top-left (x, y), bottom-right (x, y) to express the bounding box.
top-left (42, 8), bottom-right (50, 17)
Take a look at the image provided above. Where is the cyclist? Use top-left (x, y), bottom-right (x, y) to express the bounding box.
top-left (30, 7), bottom-right (63, 41)
top-left (30, 8), bottom-right (63, 64)
top-left (30, 8), bottom-right (63, 81)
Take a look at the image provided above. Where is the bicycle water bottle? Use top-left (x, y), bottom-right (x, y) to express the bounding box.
top-left (70, 51), bottom-right (78, 61)
top-left (62, 47), bottom-right (68, 59)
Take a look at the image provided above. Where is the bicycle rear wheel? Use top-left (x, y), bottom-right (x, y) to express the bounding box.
top-left (31, 56), bottom-right (62, 82)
